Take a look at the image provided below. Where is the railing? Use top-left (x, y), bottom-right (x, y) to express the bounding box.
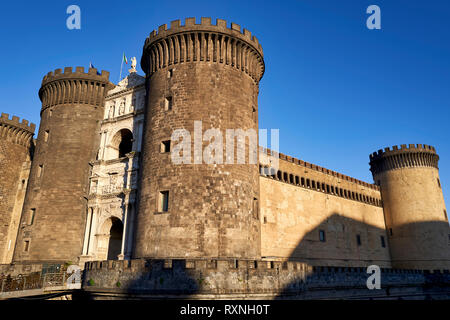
top-left (101, 184), bottom-right (124, 195)
top-left (0, 271), bottom-right (80, 294)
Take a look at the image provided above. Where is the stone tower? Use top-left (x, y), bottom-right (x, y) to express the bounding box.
top-left (135, 18), bottom-right (265, 259)
top-left (369, 144), bottom-right (450, 270)
top-left (13, 67), bottom-right (114, 263)
top-left (0, 114), bottom-right (35, 263)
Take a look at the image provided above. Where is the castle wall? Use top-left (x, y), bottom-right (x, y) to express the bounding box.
top-left (13, 67), bottom-right (113, 264)
top-left (81, 259), bottom-right (450, 300)
top-left (0, 114), bottom-right (35, 264)
top-left (259, 157), bottom-right (390, 267)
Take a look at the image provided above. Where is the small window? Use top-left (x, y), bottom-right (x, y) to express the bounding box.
top-left (37, 164), bottom-right (43, 178)
top-left (253, 198), bottom-right (259, 219)
top-left (381, 236), bottom-right (386, 248)
top-left (167, 69), bottom-right (173, 78)
top-left (437, 178), bottom-right (441, 188)
top-left (165, 96), bottom-right (173, 111)
top-left (356, 234), bottom-right (361, 246)
top-left (28, 208), bottom-right (36, 225)
top-left (319, 230), bottom-right (326, 242)
top-left (158, 191), bottom-right (169, 212)
top-left (389, 228), bottom-right (393, 236)
top-left (24, 240), bottom-right (30, 252)
top-left (263, 216), bottom-right (267, 224)
top-left (160, 140), bottom-right (171, 153)
top-left (44, 130), bottom-right (49, 142)
top-left (444, 209), bottom-right (447, 220)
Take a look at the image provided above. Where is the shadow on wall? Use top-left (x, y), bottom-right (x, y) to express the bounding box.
top-left (283, 213), bottom-right (392, 267)
top-left (275, 218), bottom-right (450, 299)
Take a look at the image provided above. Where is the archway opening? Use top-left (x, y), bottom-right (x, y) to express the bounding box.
top-left (107, 217), bottom-right (123, 260)
top-left (110, 129), bottom-right (133, 159)
top-left (118, 130), bottom-right (133, 157)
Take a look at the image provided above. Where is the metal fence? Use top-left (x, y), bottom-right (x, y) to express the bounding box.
top-left (0, 272), bottom-right (69, 293)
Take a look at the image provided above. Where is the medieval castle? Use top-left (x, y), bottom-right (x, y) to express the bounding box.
top-left (0, 18), bottom-right (449, 299)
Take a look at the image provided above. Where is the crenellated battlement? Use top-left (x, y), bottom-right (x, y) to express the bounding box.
top-left (144, 17), bottom-right (263, 54)
top-left (39, 67), bottom-right (114, 112)
top-left (369, 144), bottom-right (439, 174)
top-left (141, 17), bottom-right (265, 83)
top-left (84, 258), bottom-right (447, 275)
top-left (41, 66), bottom-right (110, 85)
top-left (259, 147), bottom-right (380, 191)
top-left (0, 113), bottom-right (35, 147)
top-left (369, 144), bottom-right (437, 160)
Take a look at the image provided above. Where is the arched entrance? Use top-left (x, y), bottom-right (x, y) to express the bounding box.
top-left (107, 218), bottom-right (123, 260)
top-left (97, 217), bottom-right (123, 260)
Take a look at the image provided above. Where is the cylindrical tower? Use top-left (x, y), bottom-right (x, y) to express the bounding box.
top-left (0, 113), bottom-right (35, 263)
top-left (370, 144), bottom-right (450, 270)
top-left (135, 17), bottom-right (265, 259)
top-left (13, 67), bottom-right (114, 263)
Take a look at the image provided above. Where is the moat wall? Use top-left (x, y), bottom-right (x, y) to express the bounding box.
top-left (81, 259), bottom-right (450, 300)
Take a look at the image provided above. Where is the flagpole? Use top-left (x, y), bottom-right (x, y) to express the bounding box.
top-left (119, 55), bottom-right (124, 83)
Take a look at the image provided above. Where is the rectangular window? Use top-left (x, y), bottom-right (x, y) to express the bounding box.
top-left (44, 130), bottom-right (49, 142)
top-left (356, 234), bottom-right (361, 246)
top-left (253, 198), bottom-right (259, 219)
top-left (28, 208), bottom-right (36, 225)
top-left (437, 178), bottom-right (441, 188)
top-left (160, 140), bottom-right (171, 153)
top-left (37, 164), bottom-right (43, 178)
top-left (165, 96), bottom-right (173, 111)
top-left (389, 228), bottom-right (393, 236)
top-left (158, 191), bottom-right (169, 212)
top-left (381, 236), bottom-right (386, 248)
top-left (319, 230), bottom-right (326, 242)
top-left (444, 209), bottom-right (447, 220)
top-left (24, 240), bottom-right (30, 252)
top-left (167, 69), bottom-right (173, 78)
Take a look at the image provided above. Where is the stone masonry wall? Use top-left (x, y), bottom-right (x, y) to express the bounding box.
top-left (82, 259), bottom-right (450, 299)
top-left (0, 114), bottom-right (35, 264)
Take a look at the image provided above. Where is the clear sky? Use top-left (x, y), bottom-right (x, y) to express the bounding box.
top-left (1, 0), bottom-right (449, 207)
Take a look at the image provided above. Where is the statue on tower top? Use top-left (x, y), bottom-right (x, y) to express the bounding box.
top-left (129, 57), bottom-right (137, 73)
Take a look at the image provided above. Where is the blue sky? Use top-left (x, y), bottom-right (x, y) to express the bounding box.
top-left (1, 0), bottom-right (449, 207)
